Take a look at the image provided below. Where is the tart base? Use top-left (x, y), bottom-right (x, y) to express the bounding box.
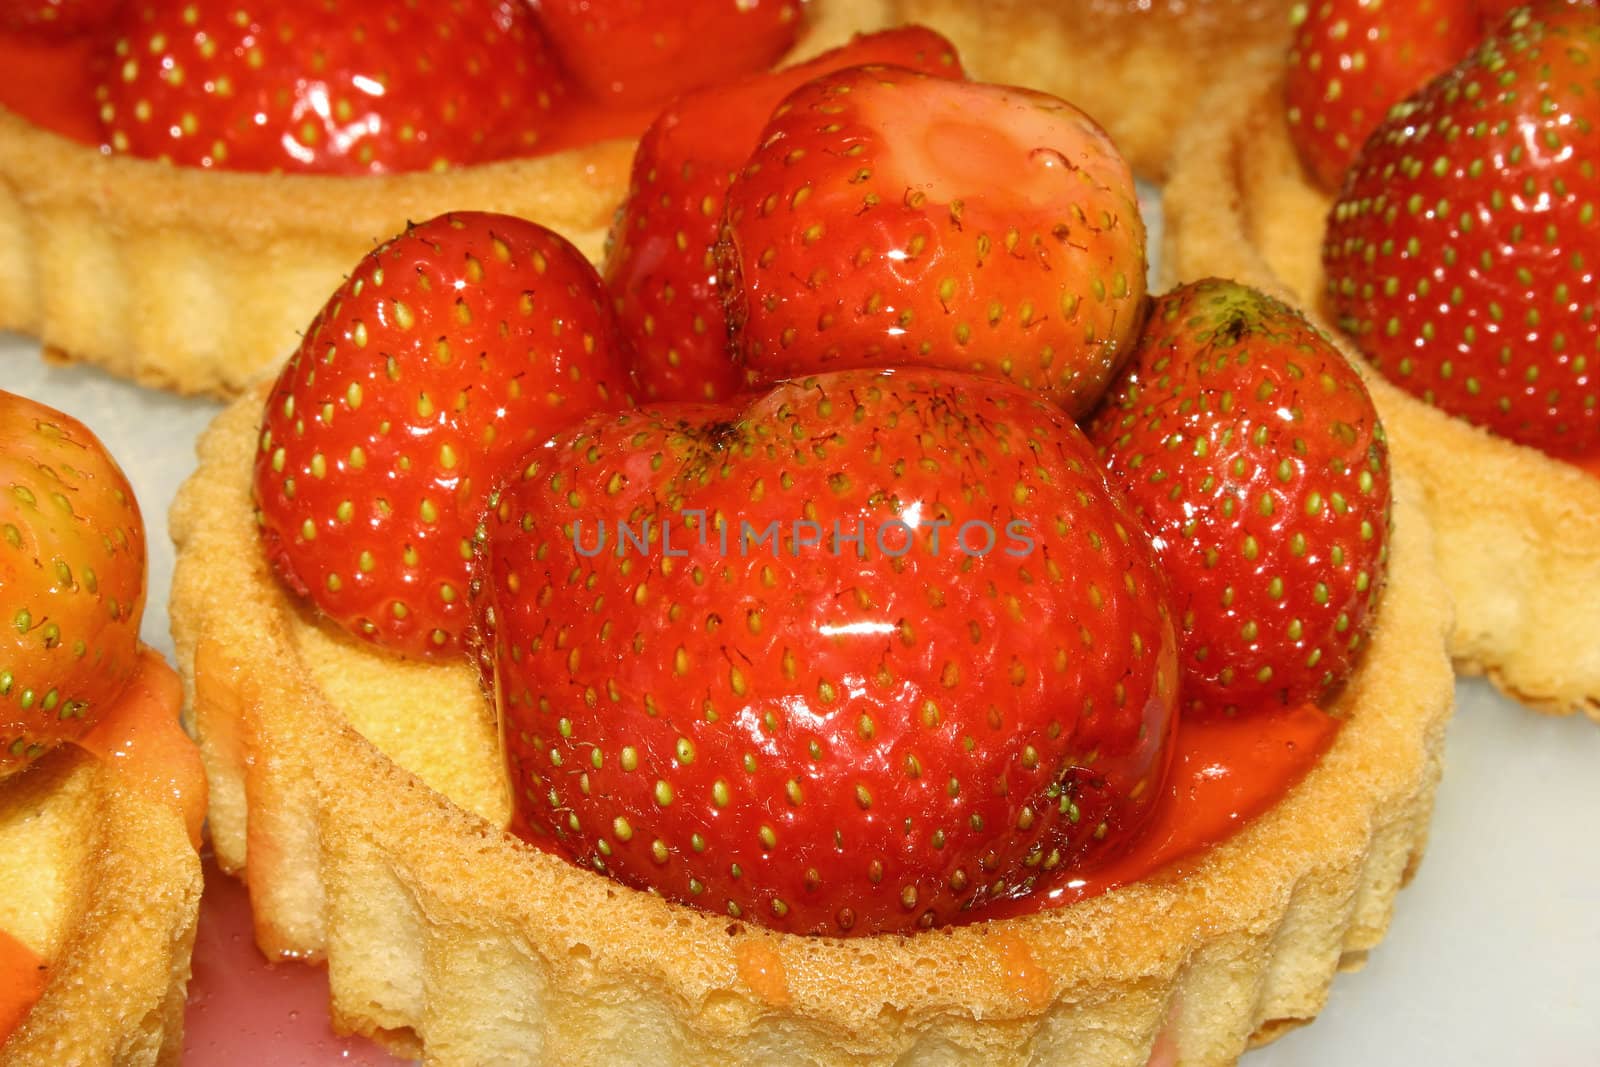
top-left (0, 1), bottom-right (892, 399)
top-left (169, 383), bottom-right (1455, 1065)
top-left (1161, 57), bottom-right (1600, 721)
top-left (0, 748), bottom-right (201, 1066)
top-left (891, 0), bottom-right (1296, 180)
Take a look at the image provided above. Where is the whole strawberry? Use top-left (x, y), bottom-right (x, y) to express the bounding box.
top-left (1, 390), bottom-right (146, 780)
top-left (254, 211), bottom-right (632, 660)
top-left (536, 0), bottom-right (800, 108)
top-left (1285, 0), bottom-right (1481, 191)
top-left (717, 66), bottom-right (1147, 419)
top-left (1086, 279), bottom-right (1390, 717)
top-left (0, 0), bottom-right (118, 35)
top-left (604, 26), bottom-right (964, 404)
top-left (477, 368), bottom-right (1179, 936)
top-left (1324, 0), bottom-right (1600, 460)
top-left (97, 0), bottom-right (566, 174)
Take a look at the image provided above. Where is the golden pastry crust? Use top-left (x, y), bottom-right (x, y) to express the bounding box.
top-left (0, 750), bottom-right (201, 1066)
top-left (0, 1), bottom-right (892, 399)
top-left (168, 384), bottom-right (1454, 1066)
top-left (892, 0), bottom-right (1297, 180)
top-left (1162, 57), bottom-right (1600, 720)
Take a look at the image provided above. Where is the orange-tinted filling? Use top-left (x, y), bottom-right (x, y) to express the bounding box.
top-left (0, 30), bottom-right (705, 168)
top-left (76, 648), bottom-right (207, 849)
top-left (988, 702), bottom-right (1340, 920)
top-left (0, 928), bottom-right (47, 1045)
top-left (0, 648), bottom-right (204, 1044)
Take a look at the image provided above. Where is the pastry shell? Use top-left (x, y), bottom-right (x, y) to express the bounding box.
top-left (1161, 56), bottom-right (1600, 720)
top-left (0, 747), bottom-right (201, 1066)
top-left (168, 383), bottom-right (1455, 1065)
top-left (0, 1), bottom-right (892, 398)
top-left (893, 0), bottom-right (1297, 181)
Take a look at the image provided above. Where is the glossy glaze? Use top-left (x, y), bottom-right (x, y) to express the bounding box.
top-left (989, 701), bottom-right (1340, 918)
top-left (75, 648), bottom-right (206, 847)
top-left (0, 26), bottom-right (727, 170)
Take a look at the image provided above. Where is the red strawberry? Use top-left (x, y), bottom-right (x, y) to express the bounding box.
top-left (1086, 279), bottom-right (1391, 717)
top-left (604, 26), bottom-right (964, 404)
top-left (535, 0), bottom-right (800, 109)
top-left (254, 211), bottom-right (633, 660)
top-left (96, 0), bottom-right (567, 174)
top-left (717, 66), bottom-right (1147, 419)
top-left (0, 0), bottom-right (118, 36)
top-left (1, 390), bottom-right (146, 780)
top-left (1323, 0), bottom-right (1600, 460)
top-left (477, 367), bottom-right (1179, 935)
top-left (1285, 0), bottom-right (1481, 191)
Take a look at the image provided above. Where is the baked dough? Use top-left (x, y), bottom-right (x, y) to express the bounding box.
top-left (894, 0), bottom-right (1296, 180)
top-left (168, 383), bottom-right (1454, 1065)
top-left (0, 746), bottom-right (200, 1066)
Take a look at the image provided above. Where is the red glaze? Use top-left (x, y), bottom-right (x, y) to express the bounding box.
top-left (989, 702), bottom-right (1341, 918)
top-left (0, 32), bottom-right (98, 140)
top-left (75, 648), bottom-right (206, 848)
top-left (537, 0), bottom-right (801, 109)
top-left (0, 0), bottom-right (116, 36)
top-left (0, 927), bottom-right (47, 1044)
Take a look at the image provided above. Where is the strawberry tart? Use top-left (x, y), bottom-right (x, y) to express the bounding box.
top-left (0, 388), bottom-right (205, 1065)
top-left (168, 38), bottom-right (1454, 1066)
top-left (0, 0), bottom-right (892, 396)
top-left (0, 0), bottom-right (1313, 398)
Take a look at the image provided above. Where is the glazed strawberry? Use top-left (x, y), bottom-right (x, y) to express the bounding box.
top-left (0, 0), bottom-right (118, 35)
top-left (96, 0), bottom-right (566, 174)
top-left (717, 66), bottom-right (1147, 419)
top-left (1285, 0), bottom-right (1481, 191)
top-left (604, 27), bottom-right (964, 403)
top-left (1323, 1), bottom-right (1600, 460)
top-left (535, 0), bottom-right (800, 109)
top-left (478, 368), bottom-right (1180, 935)
top-left (0, 390), bottom-right (146, 780)
top-left (254, 212), bottom-right (632, 660)
top-left (1087, 279), bottom-right (1390, 717)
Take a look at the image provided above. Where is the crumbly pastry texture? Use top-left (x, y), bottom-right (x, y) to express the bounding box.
top-left (0, 0), bottom-right (893, 398)
top-left (1162, 56), bottom-right (1600, 721)
top-left (0, 750), bottom-right (201, 1066)
top-left (169, 385), bottom-right (1454, 1066)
